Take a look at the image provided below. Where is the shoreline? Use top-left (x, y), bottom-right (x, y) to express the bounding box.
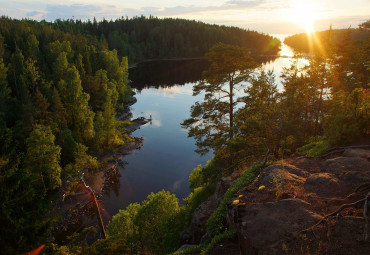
top-left (128, 57), bottom-right (204, 69)
top-left (52, 91), bottom-right (151, 243)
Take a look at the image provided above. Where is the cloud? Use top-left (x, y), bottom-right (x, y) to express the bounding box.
top-left (26, 11), bottom-right (43, 16)
top-left (39, 3), bottom-right (123, 21)
top-left (121, 1), bottom-right (268, 17)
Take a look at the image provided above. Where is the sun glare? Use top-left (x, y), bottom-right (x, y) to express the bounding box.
top-left (293, 0), bottom-right (316, 34)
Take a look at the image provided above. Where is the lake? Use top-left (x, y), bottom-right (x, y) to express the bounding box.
top-left (102, 37), bottom-right (298, 219)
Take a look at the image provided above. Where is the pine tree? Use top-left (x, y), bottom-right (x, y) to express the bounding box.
top-left (182, 43), bottom-right (256, 155)
top-left (25, 124), bottom-right (62, 191)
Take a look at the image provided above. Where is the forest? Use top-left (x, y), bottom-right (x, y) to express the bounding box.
top-left (88, 23), bottom-right (368, 254)
top-left (0, 16), bottom-right (280, 254)
top-left (284, 21), bottom-right (370, 55)
top-left (51, 16), bottom-right (281, 63)
top-left (0, 15), bottom-right (369, 254)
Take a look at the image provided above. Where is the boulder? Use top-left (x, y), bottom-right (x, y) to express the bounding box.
top-left (343, 148), bottom-right (370, 159)
top-left (224, 151), bottom-right (370, 254)
top-left (256, 164), bottom-right (308, 187)
top-left (228, 199), bottom-right (321, 255)
top-left (323, 157), bottom-right (370, 175)
top-left (304, 173), bottom-right (345, 198)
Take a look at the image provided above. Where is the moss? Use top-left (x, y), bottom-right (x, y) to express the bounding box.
top-left (172, 228), bottom-right (237, 255)
top-left (297, 140), bottom-right (330, 157)
top-left (201, 228), bottom-right (236, 255)
top-left (171, 244), bottom-right (205, 255)
top-left (206, 162), bottom-right (272, 236)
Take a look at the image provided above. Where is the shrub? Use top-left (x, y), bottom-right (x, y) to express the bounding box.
top-left (106, 190), bottom-right (186, 254)
top-left (107, 202), bottom-right (140, 248)
top-left (184, 184), bottom-right (216, 224)
top-left (189, 156), bottom-right (224, 192)
top-left (134, 190), bottom-right (183, 254)
top-left (189, 164), bottom-right (204, 191)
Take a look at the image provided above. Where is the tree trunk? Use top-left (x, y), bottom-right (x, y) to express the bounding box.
top-left (229, 79), bottom-right (234, 139)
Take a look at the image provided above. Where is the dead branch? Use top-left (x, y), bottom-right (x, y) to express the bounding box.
top-left (303, 191), bottom-right (370, 241)
top-left (356, 183), bottom-right (370, 193)
top-left (346, 182), bottom-right (370, 199)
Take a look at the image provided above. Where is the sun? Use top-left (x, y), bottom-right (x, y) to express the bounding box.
top-left (292, 0), bottom-right (316, 34)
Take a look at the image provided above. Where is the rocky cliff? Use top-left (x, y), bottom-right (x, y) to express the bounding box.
top-left (181, 148), bottom-right (370, 254)
top-left (227, 148), bottom-right (370, 254)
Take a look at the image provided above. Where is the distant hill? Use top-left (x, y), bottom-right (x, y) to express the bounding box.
top-left (51, 16), bottom-right (281, 63)
top-left (284, 28), bottom-right (370, 54)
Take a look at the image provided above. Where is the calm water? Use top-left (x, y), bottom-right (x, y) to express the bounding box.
top-left (102, 37), bottom-right (298, 218)
top-left (102, 59), bottom-right (212, 216)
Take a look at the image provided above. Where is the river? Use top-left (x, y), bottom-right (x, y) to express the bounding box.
top-left (102, 35), bottom-right (299, 219)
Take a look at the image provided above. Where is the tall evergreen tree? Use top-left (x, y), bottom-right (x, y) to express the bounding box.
top-left (182, 43), bottom-right (256, 156)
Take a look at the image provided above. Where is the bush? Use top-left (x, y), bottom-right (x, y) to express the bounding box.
top-left (184, 184), bottom-right (216, 224)
top-left (189, 164), bottom-right (204, 191)
top-left (107, 203), bottom-right (140, 248)
top-left (134, 190), bottom-right (184, 254)
top-left (106, 190), bottom-right (186, 254)
top-left (189, 156), bottom-right (223, 192)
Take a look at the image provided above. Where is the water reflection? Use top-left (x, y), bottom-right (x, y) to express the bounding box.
top-left (103, 38), bottom-right (297, 218)
top-left (129, 59), bottom-right (209, 91)
top-left (129, 57), bottom-right (278, 92)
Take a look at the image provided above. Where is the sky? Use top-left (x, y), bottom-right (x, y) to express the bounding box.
top-left (0, 0), bottom-right (369, 34)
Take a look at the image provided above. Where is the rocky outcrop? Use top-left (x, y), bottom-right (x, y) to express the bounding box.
top-left (181, 176), bottom-right (236, 244)
top-left (226, 148), bottom-right (370, 254)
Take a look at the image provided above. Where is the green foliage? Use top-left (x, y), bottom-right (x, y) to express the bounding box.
top-left (107, 190), bottom-right (185, 254)
top-left (207, 163), bottom-right (269, 236)
top-left (80, 16), bottom-right (280, 63)
top-left (233, 70), bottom-right (280, 160)
top-left (182, 43), bottom-right (256, 155)
top-left (107, 203), bottom-right (140, 247)
top-left (184, 185), bottom-right (215, 224)
top-left (189, 164), bottom-right (204, 191)
top-left (64, 143), bottom-right (99, 176)
top-left (135, 190), bottom-right (183, 254)
top-left (82, 237), bottom-right (130, 255)
top-left (201, 228), bottom-right (236, 255)
top-left (25, 124), bottom-right (62, 190)
top-left (172, 244), bottom-right (205, 255)
top-left (172, 228), bottom-right (236, 255)
top-left (58, 66), bottom-right (95, 143)
top-left (297, 140), bottom-right (330, 157)
top-left (324, 88), bottom-right (370, 145)
top-left (284, 28), bottom-right (369, 55)
top-left (66, 226), bottom-right (97, 247)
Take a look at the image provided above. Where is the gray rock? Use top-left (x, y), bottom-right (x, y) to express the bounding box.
top-left (304, 173), bottom-right (345, 198)
top-left (324, 157), bottom-right (370, 175)
top-left (229, 199), bottom-right (321, 254)
top-left (343, 148), bottom-right (370, 159)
